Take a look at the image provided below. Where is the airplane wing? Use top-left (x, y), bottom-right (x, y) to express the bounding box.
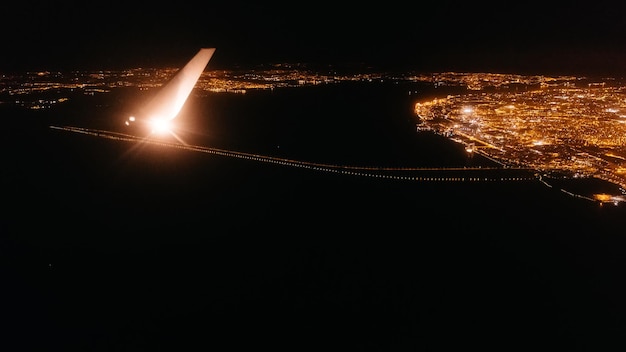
top-left (125, 48), bottom-right (215, 132)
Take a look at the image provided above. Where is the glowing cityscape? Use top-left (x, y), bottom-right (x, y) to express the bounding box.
top-left (414, 74), bottom-right (626, 192)
top-left (3, 67), bottom-right (626, 200)
top-left (0, 62), bottom-right (371, 108)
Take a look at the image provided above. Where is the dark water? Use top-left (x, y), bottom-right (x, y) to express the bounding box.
top-left (2, 82), bottom-right (626, 351)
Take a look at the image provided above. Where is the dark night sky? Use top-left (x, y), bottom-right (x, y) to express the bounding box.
top-left (3, 1), bottom-right (626, 75)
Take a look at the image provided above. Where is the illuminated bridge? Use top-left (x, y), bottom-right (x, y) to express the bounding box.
top-left (50, 125), bottom-right (539, 183)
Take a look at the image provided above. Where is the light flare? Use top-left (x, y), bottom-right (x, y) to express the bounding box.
top-left (124, 48), bottom-right (215, 139)
top-left (149, 118), bottom-right (173, 135)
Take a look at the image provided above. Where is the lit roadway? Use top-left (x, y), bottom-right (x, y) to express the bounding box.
top-left (53, 124), bottom-right (624, 205)
top-left (50, 125), bottom-right (537, 183)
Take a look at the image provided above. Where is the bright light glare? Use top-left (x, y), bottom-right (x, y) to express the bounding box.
top-left (149, 118), bottom-right (172, 134)
top-left (122, 48), bottom-right (214, 143)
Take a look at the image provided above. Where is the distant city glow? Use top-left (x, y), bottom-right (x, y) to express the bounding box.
top-left (7, 67), bottom-right (626, 204)
top-left (414, 75), bottom-right (626, 191)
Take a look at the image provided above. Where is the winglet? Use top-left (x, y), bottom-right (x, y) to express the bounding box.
top-left (125, 48), bottom-right (215, 132)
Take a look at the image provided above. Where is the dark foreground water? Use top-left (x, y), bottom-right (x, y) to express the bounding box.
top-left (2, 82), bottom-right (626, 351)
